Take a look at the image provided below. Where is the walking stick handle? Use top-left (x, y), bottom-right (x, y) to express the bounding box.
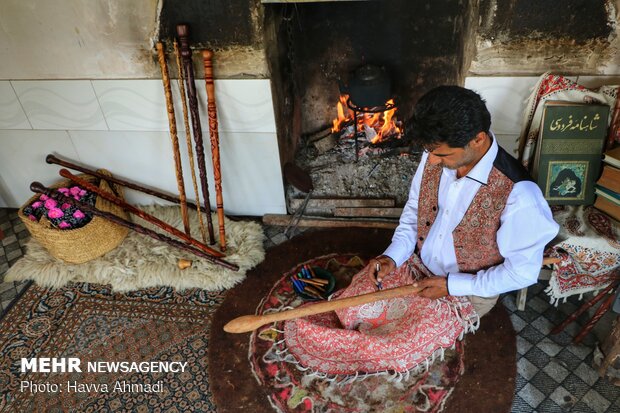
top-left (223, 283), bottom-right (423, 333)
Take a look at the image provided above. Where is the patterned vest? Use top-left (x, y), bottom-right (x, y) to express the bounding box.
top-left (416, 146), bottom-right (533, 273)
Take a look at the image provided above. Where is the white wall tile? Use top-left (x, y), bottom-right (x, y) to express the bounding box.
top-left (216, 131), bottom-right (285, 215)
top-left (67, 130), bottom-right (286, 216)
top-left (0, 81), bottom-right (31, 129)
top-left (92, 80), bottom-right (172, 131)
top-left (465, 77), bottom-right (541, 135)
top-left (0, 130), bottom-right (80, 207)
top-left (195, 79), bottom-right (276, 133)
top-left (12, 80), bottom-right (108, 130)
top-left (67, 130), bottom-right (183, 206)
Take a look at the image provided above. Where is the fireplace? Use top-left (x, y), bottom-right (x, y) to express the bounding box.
top-left (264, 0), bottom-right (478, 205)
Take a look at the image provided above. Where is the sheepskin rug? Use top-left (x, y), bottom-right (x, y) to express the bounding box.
top-left (5, 205), bottom-right (265, 292)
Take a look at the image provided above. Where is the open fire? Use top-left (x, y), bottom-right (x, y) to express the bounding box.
top-left (330, 94), bottom-right (407, 159)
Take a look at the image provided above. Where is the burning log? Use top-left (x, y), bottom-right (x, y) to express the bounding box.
top-left (313, 133), bottom-right (338, 154)
top-left (306, 126), bottom-right (333, 143)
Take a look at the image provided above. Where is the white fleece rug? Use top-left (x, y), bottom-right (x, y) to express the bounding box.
top-left (5, 205), bottom-right (265, 292)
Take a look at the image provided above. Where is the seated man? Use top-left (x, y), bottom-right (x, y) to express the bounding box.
top-left (367, 85), bottom-right (559, 317)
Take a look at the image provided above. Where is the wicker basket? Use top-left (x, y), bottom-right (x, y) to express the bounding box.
top-left (18, 171), bottom-right (130, 264)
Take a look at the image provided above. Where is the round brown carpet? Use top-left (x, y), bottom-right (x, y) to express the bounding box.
top-left (209, 228), bottom-right (516, 412)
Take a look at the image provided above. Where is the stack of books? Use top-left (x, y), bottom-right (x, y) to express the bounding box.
top-left (594, 146), bottom-right (620, 221)
top-left (533, 101), bottom-right (609, 205)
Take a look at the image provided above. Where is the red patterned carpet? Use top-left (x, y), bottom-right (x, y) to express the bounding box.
top-left (210, 228), bottom-right (517, 413)
top-left (0, 283), bottom-right (224, 412)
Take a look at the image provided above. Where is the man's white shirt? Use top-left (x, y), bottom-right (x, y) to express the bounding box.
top-left (383, 134), bottom-right (559, 297)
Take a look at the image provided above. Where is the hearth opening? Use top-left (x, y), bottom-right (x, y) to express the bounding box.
top-left (263, 0), bottom-right (478, 206)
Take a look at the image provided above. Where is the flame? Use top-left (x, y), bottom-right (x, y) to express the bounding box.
top-left (371, 99), bottom-right (401, 144)
top-left (331, 95), bottom-right (401, 144)
top-left (331, 95), bottom-right (353, 133)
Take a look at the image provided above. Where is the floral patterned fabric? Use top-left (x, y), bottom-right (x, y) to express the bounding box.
top-left (283, 254), bottom-right (478, 376)
top-left (547, 206), bottom-right (620, 303)
top-left (517, 73), bottom-right (620, 303)
top-left (417, 158), bottom-right (512, 273)
top-left (249, 254), bottom-right (468, 413)
top-left (517, 73), bottom-right (617, 170)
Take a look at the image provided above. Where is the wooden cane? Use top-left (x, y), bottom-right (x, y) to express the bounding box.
top-left (59, 169), bottom-right (224, 258)
top-left (30, 182), bottom-right (238, 271)
top-left (573, 289), bottom-right (617, 344)
top-left (176, 24), bottom-right (216, 246)
top-left (202, 50), bottom-right (227, 252)
top-left (174, 40), bottom-right (208, 245)
top-left (223, 284), bottom-right (424, 333)
top-left (551, 280), bottom-right (619, 336)
top-left (46, 154), bottom-right (203, 211)
top-left (156, 42), bottom-right (191, 237)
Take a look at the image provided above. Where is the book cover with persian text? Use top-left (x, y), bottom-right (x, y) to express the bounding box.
top-left (535, 101), bottom-right (610, 205)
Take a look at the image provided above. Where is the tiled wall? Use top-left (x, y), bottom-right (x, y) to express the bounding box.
top-left (0, 79), bottom-right (286, 216)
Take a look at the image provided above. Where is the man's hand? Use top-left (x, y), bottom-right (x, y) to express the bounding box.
top-left (415, 276), bottom-right (449, 299)
top-left (364, 255), bottom-right (396, 288)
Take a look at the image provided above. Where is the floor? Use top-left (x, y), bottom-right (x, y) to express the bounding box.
top-left (1, 209), bottom-right (619, 412)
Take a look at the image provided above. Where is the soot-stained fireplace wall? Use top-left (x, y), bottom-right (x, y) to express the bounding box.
top-left (264, 0), bottom-right (478, 167)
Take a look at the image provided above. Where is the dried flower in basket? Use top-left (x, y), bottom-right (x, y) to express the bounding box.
top-left (23, 185), bottom-right (97, 230)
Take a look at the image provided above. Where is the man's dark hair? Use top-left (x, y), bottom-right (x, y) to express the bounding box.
top-left (407, 85), bottom-right (491, 149)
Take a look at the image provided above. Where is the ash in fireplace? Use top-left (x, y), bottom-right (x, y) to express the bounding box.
top-left (288, 139), bottom-right (422, 208)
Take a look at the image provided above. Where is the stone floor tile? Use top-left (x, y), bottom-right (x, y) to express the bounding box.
top-left (517, 357), bottom-right (539, 380)
top-left (510, 313), bottom-right (527, 332)
top-left (542, 360), bottom-right (570, 383)
top-left (537, 337), bottom-right (564, 357)
top-left (581, 389), bottom-right (611, 413)
top-left (549, 386), bottom-right (577, 410)
top-left (574, 362), bottom-right (602, 387)
top-left (518, 382), bottom-right (545, 409)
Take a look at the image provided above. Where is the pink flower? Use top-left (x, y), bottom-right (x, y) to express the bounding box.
top-left (58, 221), bottom-right (71, 229)
top-left (79, 190), bottom-right (87, 197)
top-left (73, 210), bottom-right (85, 219)
top-left (70, 186), bottom-right (81, 196)
top-left (58, 187), bottom-right (69, 194)
top-left (39, 194), bottom-right (49, 201)
top-left (47, 208), bottom-right (64, 219)
top-left (28, 214), bottom-right (37, 221)
top-left (61, 203), bottom-right (71, 210)
top-left (44, 199), bottom-right (57, 209)
top-left (31, 201), bottom-right (42, 208)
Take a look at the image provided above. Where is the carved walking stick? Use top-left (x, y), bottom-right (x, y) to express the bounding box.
top-left (59, 169), bottom-right (224, 258)
top-left (224, 284), bottom-right (424, 333)
top-left (174, 40), bottom-right (208, 244)
top-left (176, 24), bottom-right (216, 245)
top-left (46, 154), bottom-right (201, 210)
top-left (156, 42), bottom-right (191, 236)
top-left (202, 50), bottom-right (226, 251)
top-left (30, 182), bottom-right (238, 271)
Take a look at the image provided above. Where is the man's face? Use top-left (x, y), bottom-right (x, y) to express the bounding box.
top-left (424, 142), bottom-right (476, 170)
